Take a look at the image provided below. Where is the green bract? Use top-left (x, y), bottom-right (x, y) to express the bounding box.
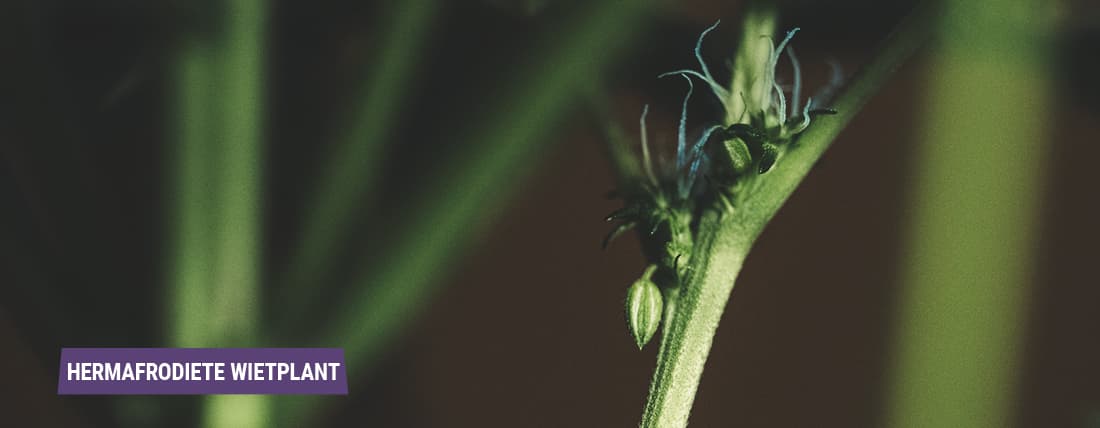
top-left (625, 265), bottom-right (663, 350)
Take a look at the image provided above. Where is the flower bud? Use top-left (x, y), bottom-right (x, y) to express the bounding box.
top-left (626, 265), bottom-right (663, 349)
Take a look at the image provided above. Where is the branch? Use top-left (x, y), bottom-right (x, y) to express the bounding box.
top-left (640, 3), bottom-right (937, 427)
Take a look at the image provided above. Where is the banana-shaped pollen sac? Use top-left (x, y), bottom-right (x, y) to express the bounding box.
top-left (625, 265), bottom-right (663, 350)
top-left (723, 138), bottom-right (752, 175)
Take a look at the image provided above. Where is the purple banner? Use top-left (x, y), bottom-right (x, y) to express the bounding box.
top-left (57, 348), bottom-right (347, 395)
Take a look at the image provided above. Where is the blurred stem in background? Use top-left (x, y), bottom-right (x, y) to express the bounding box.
top-left (884, 0), bottom-right (1051, 426)
top-left (587, 88), bottom-right (642, 187)
top-left (275, 1), bottom-right (651, 425)
top-left (170, 16), bottom-right (216, 352)
top-left (276, 0), bottom-right (438, 323)
top-left (168, 0), bottom-right (268, 427)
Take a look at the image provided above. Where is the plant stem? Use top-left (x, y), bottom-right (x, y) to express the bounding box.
top-left (641, 211), bottom-right (754, 427)
top-left (170, 28), bottom-right (217, 350)
top-left (169, 0), bottom-right (268, 426)
top-left (727, 0), bottom-right (776, 124)
top-left (884, 0), bottom-right (1050, 426)
top-left (639, 4), bottom-right (936, 427)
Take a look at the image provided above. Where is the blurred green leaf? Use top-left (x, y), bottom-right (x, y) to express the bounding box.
top-left (277, 0), bottom-right (439, 322)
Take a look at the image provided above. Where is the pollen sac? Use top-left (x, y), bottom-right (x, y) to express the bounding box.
top-left (625, 265), bottom-right (663, 350)
top-left (723, 138), bottom-right (753, 175)
top-left (758, 143), bottom-right (779, 174)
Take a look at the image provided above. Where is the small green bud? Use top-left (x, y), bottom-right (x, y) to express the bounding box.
top-left (723, 138), bottom-right (752, 175)
top-left (758, 143), bottom-right (779, 174)
top-left (626, 265), bottom-right (663, 350)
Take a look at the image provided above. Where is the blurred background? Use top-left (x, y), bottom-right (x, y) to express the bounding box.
top-left (1, 0), bottom-right (1098, 427)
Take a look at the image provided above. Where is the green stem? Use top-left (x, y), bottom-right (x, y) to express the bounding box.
top-left (884, 0), bottom-right (1049, 426)
top-left (727, 1), bottom-right (776, 124)
top-left (203, 1), bottom-right (268, 426)
top-left (169, 32), bottom-right (217, 350)
top-left (169, 0), bottom-right (268, 426)
top-left (639, 4), bottom-right (936, 427)
top-left (641, 212), bottom-right (754, 427)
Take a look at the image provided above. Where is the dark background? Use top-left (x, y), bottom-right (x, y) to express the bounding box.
top-left (2, 0), bottom-right (1098, 426)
